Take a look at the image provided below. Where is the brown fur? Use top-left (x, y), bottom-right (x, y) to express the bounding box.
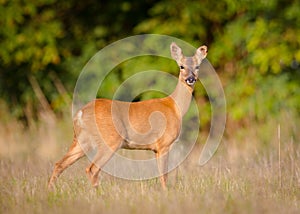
top-left (48, 43), bottom-right (207, 190)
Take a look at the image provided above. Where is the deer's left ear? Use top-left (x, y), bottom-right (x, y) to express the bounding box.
top-left (195, 45), bottom-right (208, 63)
top-left (170, 42), bottom-right (183, 63)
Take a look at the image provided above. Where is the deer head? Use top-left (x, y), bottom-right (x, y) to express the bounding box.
top-left (170, 42), bottom-right (207, 87)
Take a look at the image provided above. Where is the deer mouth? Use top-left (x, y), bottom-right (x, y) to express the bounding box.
top-left (185, 76), bottom-right (196, 86)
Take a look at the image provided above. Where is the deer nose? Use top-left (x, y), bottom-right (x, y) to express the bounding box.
top-left (185, 76), bottom-right (196, 86)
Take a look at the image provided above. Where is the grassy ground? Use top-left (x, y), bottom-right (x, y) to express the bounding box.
top-left (0, 117), bottom-right (299, 214)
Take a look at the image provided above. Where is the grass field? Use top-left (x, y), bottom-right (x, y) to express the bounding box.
top-left (0, 116), bottom-right (299, 214)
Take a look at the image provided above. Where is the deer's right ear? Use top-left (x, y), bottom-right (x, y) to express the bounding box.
top-left (196, 45), bottom-right (208, 61)
top-left (170, 42), bottom-right (183, 62)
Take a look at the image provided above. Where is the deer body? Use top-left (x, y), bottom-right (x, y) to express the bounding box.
top-left (75, 96), bottom-right (181, 152)
top-left (48, 42), bottom-right (207, 190)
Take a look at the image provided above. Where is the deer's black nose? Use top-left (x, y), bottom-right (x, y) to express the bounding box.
top-left (186, 76), bottom-right (196, 86)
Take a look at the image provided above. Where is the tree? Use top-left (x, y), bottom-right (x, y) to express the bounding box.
top-left (134, 0), bottom-right (300, 126)
top-left (0, 0), bottom-right (299, 131)
top-left (0, 0), bottom-right (158, 122)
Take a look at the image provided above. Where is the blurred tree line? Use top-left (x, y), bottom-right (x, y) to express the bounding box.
top-left (0, 0), bottom-right (299, 131)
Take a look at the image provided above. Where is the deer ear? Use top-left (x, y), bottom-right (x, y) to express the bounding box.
top-left (170, 42), bottom-right (183, 62)
top-left (196, 45), bottom-right (207, 62)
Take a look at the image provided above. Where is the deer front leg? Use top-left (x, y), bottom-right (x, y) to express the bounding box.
top-left (156, 147), bottom-right (170, 190)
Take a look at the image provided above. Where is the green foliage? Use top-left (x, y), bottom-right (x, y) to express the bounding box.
top-left (0, 0), bottom-right (299, 131)
top-left (227, 71), bottom-right (300, 122)
top-left (134, 0), bottom-right (300, 130)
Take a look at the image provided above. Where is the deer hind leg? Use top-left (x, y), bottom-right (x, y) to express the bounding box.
top-left (156, 147), bottom-right (170, 190)
top-left (85, 143), bottom-right (119, 188)
top-left (48, 138), bottom-right (85, 189)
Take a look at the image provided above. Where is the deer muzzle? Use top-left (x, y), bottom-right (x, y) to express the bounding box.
top-left (185, 76), bottom-right (196, 86)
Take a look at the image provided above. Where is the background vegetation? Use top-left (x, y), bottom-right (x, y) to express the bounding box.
top-left (0, 0), bottom-right (299, 213)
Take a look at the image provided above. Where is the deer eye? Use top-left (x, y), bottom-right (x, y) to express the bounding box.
top-left (195, 65), bottom-right (200, 70)
top-left (180, 65), bottom-right (185, 69)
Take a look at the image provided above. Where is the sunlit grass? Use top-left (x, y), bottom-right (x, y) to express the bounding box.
top-left (0, 117), bottom-right (299, 213)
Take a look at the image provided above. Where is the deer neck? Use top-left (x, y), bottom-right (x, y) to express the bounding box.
top-left (170, 80), bottom-right (194, 117)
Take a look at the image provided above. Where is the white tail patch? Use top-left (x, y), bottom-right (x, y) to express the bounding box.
top-left (48, 42), bottom-right (208, 190)
top-left (75, 110), bottom-right (83, 126)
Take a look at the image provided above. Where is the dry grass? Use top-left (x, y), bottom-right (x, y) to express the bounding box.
top-left (0, 116), bottom-right (300, 214)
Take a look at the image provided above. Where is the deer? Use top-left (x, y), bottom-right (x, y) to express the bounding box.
top-left (48, 42), bottom-right (207, 190)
